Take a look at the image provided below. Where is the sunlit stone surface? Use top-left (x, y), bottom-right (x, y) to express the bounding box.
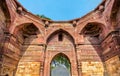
top-left (82, 62), bottom-right (104, 76)
top-left (105, 56), bottom-right (120, 76)
top-left (0, 0), bottom-right (120, 76)
top-left (15, 62), bottom-right (40, 76)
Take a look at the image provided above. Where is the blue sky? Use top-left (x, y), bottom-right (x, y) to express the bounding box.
top-left (18, 0), bottom-right (102, 21)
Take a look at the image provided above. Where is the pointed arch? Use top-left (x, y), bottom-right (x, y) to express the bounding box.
top-left (50, 53), bottom-right (71, 76)
top-left (50, 53), bottom-right (70, 63)
top-left (12, 22), bottom-right (45, 36)
top-left (13, 23), bottom-right (40, 35)
top-left (80, 22), bottom-right (107, 36)
top-left (46, 29), bottom-right (75, 44)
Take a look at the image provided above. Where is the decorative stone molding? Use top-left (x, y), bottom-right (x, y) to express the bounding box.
top-left (45, 21), bottom-right (49, 28)
top-left (72, 21), bottom-right (77, 27)
top-left (99, 5), bottom-right (104, 12)
top-left (17, 7), bottom-right (24, 15)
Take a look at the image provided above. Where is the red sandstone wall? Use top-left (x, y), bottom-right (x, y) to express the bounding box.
top-left (0, 3), bottom-right (6, 49)
top-left (0, 0), bottom-right (120, 76)
top-left (0, 3), bottom-right (6, 75)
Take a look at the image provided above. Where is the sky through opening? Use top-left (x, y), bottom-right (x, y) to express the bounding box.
top-left (18, 0), bottom-right (102, 21)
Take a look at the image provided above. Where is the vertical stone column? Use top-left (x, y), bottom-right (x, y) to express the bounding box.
top-left (0, 64), bottom-right (3, 76)
top-left (0, 53), bottom-right (3, 75)
top-left (42, 44), bottom-right (46, 76)
top-left (103, 62), bottom-right (109, 76)
top-left (0, 48), bottom-right (3, 75)
top-left (78, 60), bottom-right (82, 76)
top-left (40, 61), bottom-right (44, 76)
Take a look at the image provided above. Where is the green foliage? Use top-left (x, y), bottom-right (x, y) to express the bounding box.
top-left (36, 14), bottom-right (51, 20)
top-left (51, 55), bottom-right (70, 70)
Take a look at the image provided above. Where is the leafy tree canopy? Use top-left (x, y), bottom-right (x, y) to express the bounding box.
top-left (51, 55), bottom-right (70, 71)
top-left (36, 14), bottom-right (51, 20)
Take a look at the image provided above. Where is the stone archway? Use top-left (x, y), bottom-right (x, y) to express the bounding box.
top-left (44, 29), bottom-right (78, 76)
top-left (15, 23), bottom-right (43, 76)
top-left (50, 53), bottom-right (71, 76)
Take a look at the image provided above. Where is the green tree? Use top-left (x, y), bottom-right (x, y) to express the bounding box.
top-left (36, 14), bottom-right (51, 20)
top-left (51, 55), bottom-right (70, 70)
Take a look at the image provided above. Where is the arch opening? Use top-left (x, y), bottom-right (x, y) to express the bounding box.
top-left (14, 23), bottom-right (39, 41)
top-left (58, 33), bottom-right (63, 41)
top-left (47, 29), bottom-right (75, 44)
top-left (81, 22), bottom-right (105, 44)
top-left (82, 23), bottom-right (103, 37)
top-left (19, 23), bottom-right (39, 38)
top-left (50, 53), bottom-right (71, 76)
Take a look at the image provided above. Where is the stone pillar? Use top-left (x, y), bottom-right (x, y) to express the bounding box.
top-left (78, 60), bottom-right (82, 76)
top-left (0, 57), bottom-right (4, 76)
top-left (0, 64), bottom-right (3, 76)
top-left (40, 61), bottom-right (44, 76)
top-left (43, 44), bottom-right (47, 76)
top-left (103, 62), bottom-right (109, 76)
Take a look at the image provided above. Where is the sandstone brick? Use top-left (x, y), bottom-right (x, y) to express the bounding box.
top-left (0, 0), bottom-right (120, 76)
